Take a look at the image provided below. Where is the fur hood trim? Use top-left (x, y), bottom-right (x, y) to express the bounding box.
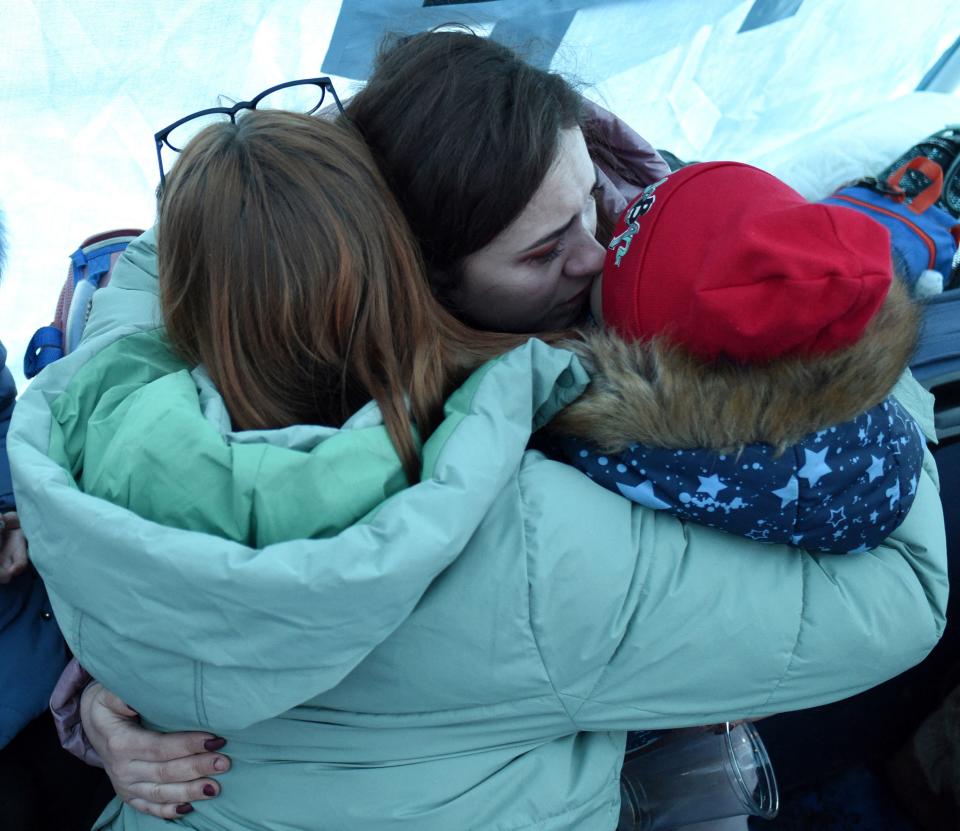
top-left (550, 278), bottom-right (920, 453)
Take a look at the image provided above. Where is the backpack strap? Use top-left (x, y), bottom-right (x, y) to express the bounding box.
top-left (23, 326), bottom-right (64, 379)
top-left (63, 240), bottom-right (137, 354)
top-left (70, 240), bottom-right (132, 288)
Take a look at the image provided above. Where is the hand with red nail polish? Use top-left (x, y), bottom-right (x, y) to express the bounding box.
top-left (81, 682), bottom-right (231, 820)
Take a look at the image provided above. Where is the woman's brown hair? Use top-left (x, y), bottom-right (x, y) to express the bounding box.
top-left (345, 29), bottom-right (594, 307)
top-left (158, 110), bottom-right (520, 482)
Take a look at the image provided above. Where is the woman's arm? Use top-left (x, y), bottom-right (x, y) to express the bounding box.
top-left (521, 431), bottom-right (946, 730)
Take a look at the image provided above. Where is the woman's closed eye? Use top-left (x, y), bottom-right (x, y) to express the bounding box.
top-left (527, 240), bottom-right (566, 264)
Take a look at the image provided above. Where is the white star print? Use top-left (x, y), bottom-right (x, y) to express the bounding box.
top-left (798, 448), bottom-right (832, 488)
top-left (697, 474), bottom-right (727, 499)
top-left (616, 480), bottom-right (672, 510)
top-left (772, 476), bottom-right (798, 509)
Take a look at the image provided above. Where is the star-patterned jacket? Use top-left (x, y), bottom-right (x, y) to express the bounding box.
top-left (552, 280), bottom-right (924, 554)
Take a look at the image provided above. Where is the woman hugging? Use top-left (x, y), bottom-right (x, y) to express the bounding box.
top-left (9, 29), bottom-right (947, 831)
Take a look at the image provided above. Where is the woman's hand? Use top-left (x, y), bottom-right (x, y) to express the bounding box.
top-left (80, 682), bottom-right (231, 819)
top-left (0, 512), bottom-right (29, 583)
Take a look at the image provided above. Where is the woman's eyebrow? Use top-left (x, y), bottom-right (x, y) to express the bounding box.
top-left (519, 173), bottom-right (598, 254)
top-left (520, 215), bottom-right (576, 254)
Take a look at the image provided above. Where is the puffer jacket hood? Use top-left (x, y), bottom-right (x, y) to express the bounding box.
top-left (10, 229), bottom-right (588, 731)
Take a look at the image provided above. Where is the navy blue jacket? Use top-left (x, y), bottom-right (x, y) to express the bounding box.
top-left (561, 396), bottom-right (924, 554)
top-left (0, 341), bottom-right (67, 747)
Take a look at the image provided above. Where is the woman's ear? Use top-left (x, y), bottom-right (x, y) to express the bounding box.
top-left (428, 265), bottom-right (462, 313)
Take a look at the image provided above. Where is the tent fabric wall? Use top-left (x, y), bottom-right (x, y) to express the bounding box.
top-left (0, 0), bottom-right (958, 391)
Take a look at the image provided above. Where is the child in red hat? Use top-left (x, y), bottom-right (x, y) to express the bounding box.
top-left (553, 162), bottom-right (925, 553)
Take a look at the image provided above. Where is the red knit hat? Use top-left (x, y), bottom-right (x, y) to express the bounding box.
top-left (601, 162), bottom-right (893, 362)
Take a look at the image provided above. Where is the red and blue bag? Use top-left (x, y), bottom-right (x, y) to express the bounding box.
top-left (823, 155), bottom-right (960, 294)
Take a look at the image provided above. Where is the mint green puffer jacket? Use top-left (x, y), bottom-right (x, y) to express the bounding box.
top-left (10, 230), bottom-right (948, 830)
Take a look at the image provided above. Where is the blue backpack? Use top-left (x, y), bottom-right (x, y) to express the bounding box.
top-left (24, 229), bottom-right (143, 379)
top-left (823, 157), bottom-right (960, 294)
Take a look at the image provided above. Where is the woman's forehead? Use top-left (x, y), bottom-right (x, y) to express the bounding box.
top-left (488, 128), bottom-right (594, 254)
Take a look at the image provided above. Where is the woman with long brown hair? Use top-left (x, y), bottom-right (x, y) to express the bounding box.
top-left (11, 70), bottom-right (947, 831)
top-left (158, 109), bottom-right (456, 486)
top-left (342, 28), bottom-right (669, 335)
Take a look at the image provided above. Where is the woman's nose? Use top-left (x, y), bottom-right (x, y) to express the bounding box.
top-left (564, 229), bottom-right (606, 279)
